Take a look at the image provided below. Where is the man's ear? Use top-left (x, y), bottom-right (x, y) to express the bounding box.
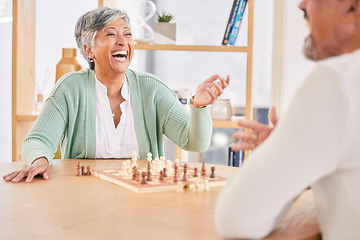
top-left (84, 45), bottom-right (94, 59)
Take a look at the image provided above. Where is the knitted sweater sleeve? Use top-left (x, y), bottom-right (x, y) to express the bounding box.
top-left (164, 100), bottom-right (212, 152)
top-left (21, 98), bottom-right (66, 166)
top-left (214, 64), bottom-right (349, 239)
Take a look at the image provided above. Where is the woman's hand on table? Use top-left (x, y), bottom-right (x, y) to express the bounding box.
top-left (232, 107), bottom-right (278, 151)
top-left (192, 74), bottom-right (230, 108)
top-left (3, 157), bottom-right (51, 183)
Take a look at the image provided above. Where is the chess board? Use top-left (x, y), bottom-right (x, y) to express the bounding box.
top-left (93, 165), bottom-right (227, 193)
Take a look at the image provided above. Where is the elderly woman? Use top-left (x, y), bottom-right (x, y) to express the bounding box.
top-left (4, 7), bottom-right (229, 183)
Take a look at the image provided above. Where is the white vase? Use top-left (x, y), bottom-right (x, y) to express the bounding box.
top-left (210, 99), bottom-right (233, 121)
top-left (154, 22), bottom-right (176, 44)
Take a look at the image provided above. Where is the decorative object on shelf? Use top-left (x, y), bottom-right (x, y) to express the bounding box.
top-left (132, 0), bottom-right (157, 44)
top-left (31, 67), bottom-right (52, 115)
top-left (55, 48), bottom-right (82, 83)
top-left (210, 99), bottom-right (233, 121)
top-left (154, 11), bottom-right (176, 44)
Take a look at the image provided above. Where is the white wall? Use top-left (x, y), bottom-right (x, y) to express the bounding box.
top-left (0, 0), bottom-right (12, 162)
top-left (282, 0), bottom-right (315, 112)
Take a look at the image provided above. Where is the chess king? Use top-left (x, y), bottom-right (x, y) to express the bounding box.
top-left (3, 7), bottom-right (230, 183)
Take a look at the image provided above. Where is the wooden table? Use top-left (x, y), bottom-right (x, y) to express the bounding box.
top-left (0, 159), bottom-right (320, 240)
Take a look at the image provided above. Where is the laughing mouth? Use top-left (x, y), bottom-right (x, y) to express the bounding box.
top-left (112, 50), bottom-right (128, 60)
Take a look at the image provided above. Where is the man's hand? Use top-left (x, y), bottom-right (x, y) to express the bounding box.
top-left (232, 107), bottom-right (278, 151)
top-left (3, 157), bottom-right (51, 183)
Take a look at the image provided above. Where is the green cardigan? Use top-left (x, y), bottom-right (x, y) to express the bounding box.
top-left (22, 69), bottom-right (212, 166)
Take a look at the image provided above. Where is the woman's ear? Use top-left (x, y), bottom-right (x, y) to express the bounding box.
top-left (84, 45), bottom-right (94, 59)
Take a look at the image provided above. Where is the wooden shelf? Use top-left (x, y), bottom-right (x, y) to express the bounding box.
top-left (212, 119), bottom-right (244, 129)
top-left (16, 114), bottom-right (38, 121)
top-left (134, 44), bottom-right (248, 52)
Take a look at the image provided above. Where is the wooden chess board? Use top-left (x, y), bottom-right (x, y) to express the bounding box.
top-left (93, 165), bottom-right (227, 193)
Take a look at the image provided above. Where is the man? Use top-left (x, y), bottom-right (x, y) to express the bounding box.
top-left (214, 0), bottom-right (360, 239)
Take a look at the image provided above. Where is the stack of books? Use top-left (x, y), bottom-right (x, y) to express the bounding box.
top-left (222, 0), bottom-right (248, 46)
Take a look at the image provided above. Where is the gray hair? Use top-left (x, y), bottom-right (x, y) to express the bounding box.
top-left (74, 7), bottom-right (131, 69)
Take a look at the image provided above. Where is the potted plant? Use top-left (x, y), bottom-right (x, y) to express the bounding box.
top-left (154, 11), bottom-right (176, 44)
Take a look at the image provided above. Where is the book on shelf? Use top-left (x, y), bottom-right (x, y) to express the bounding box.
top-left (228, 147), bottom-right (244, 167)
top-left (228, 0), bottom-right (248, 46)
top-left (222, 0), bottom-right (241, 45)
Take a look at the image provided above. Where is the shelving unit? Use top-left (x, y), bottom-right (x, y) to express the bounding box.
top-left (12, 0), bottom-right (254, 162)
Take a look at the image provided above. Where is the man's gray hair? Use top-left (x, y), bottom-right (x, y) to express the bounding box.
top-left (74, 7), bottom-right (131, 69)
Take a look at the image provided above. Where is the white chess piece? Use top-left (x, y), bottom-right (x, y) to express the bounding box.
top-left (166, 160), bottom-right (173, 173)
top-left (203, 179), bottom-right (210, 191)
top-left (147, 152), bottom-right (152, 163)
top-left (132, 151), bottom-right (137, 160)
top-left (193, 178), bottom-right (203, 193)
top-left (122, 161), bottom-right (129, 177)
top-left (176, 181), bottom-right (184, 193)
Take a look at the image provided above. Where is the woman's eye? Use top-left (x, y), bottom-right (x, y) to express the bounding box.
top-left (125, 33), bottom-right (132, 36)
top-left (107, 33), bottom-right (115, 36)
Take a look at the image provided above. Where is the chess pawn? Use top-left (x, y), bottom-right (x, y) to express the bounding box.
top-left (135, 171), bottom-right (140, 182)
top-left (147, 152), bottom-right (152, 163)
top-left (176, 181), bottom-right (184, 193)
top-left (204, 180), bottom-right (210, 191)
top-left (147, 169), bottom-right (152, 181)
top-left (76, 162), bottom-right (82, 176)
top-left (81, 166), bottom-right (86, 176)
top-left (132, 151), bottom-right (138, 160)
top-left (166, 160), bottom-right (173, 172)
top-left (193, 167), bottom-right (198, 177)
top-left (122, 161), bottom-right (129, 177)
top-left (173, 166), bottom-right (179, 182)
top-left (163, 167), bottom-right (168, 178)
top-left (131, 158), bottom-right (138, 169)
top-left (85, 166), bottom-right (91, 175)
top-left (159, 156), bottom-right (166, 169)
top-left (182, 164), bottom-right (188, 182)
top-left (147, 161), bottom-right (153, 175)
top-left (141, 172), bottom-right (147, 184)
top-left (210, 166), bottom-right (216, 178)
top-left (159, 170), bottom-right (164, 180)
top-left (193, 178), bottom-right (202, 193)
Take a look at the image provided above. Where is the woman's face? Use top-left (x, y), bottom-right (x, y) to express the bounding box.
top-left (87, 18), bottom-right (134, 75)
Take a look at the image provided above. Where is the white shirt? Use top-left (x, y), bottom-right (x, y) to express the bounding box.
top-left (215, 49), bottom-right (360, 240)
top-left (95, 75), bottom-right (139, 158)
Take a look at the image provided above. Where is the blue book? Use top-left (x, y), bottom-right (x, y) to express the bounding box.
top-left (222, 0), bottom-right (241, 45)
top-left (228, 0), bottom-right (248, 46)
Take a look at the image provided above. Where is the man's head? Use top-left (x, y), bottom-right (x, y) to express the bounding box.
top-left (299, 0), bottom-right (360, 61)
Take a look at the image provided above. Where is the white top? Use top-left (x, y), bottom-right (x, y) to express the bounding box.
top-left (95, 75), bottom-right (139, 158)
top-left (215, 49), bottom-right (360, 240)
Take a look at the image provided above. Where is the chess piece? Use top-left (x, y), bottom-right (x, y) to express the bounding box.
top-left (201, 162), bottom-right (206, 176)
top-left (193, 178), bottom-right (202, 193)
top-left (132, 151), bottom-right (137, 160)
top-left (76, 162), bottom-right (82, 176)
top-left (166, 160), bottom-right (173, 172)
top-left (147, 169), bottom-right (152, 181)
top-left (176, 181), bottom-right (184, 193)
top-left (210, 166), bottom-right (216, 178)
top-left (173, 165), bottom-right (179, 182)
top-left (132, 166), bottom-right (138, 180)
top-left (204, 179), bottom-right (210, 191)
top-left (85, 166), bottom-right (91, 175)
top-left (163, 167), bottom-right (168, 178)
top-left (135, 171), bottom-right (140, 182)
top-left (147, 152), bottom-right (152, 163)
top-left (81, 166), bottom-right (86, 176)
top-left (159, 170), bottom-right (164, 180)
top-left (122, 161), bottom-right (129, 177)
top-left (193, 167), bottom-right (198, 177)
top-left (182, 164), bottom-right (188, 182)
top-left (147, 161), bottom-right (152, 174)
top-left (141, 172), bottom-right (147, 184)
